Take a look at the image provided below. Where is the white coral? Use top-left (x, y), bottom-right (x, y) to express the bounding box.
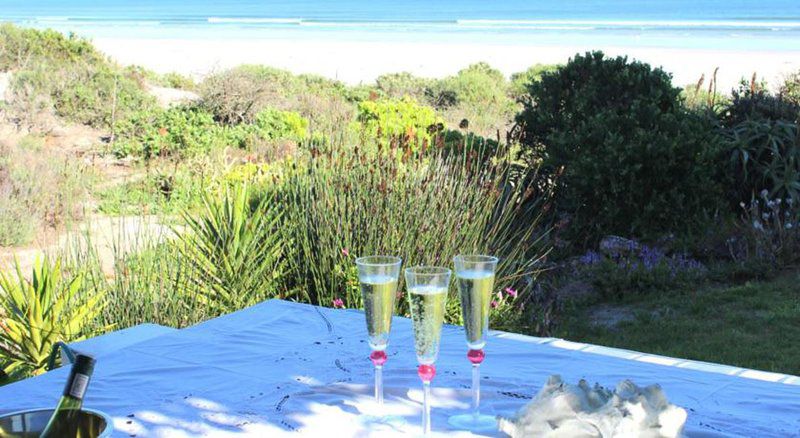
top-left (498, 375), bottom-right (687, 438)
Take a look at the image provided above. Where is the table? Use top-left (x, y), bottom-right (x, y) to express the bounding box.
top-left (1, 300), bottom-right (798, 437)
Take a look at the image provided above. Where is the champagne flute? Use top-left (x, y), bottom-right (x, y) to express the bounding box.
top-left (447, 255), bottom-right (499, 432)
top-left (405, 266), bottom-right (450, 436)
top-left (356, 255), bottom-right (402, 410)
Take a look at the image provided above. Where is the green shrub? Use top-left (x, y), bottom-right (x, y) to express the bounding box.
top-left (517, 51), bottom-right (724, 245)
top-left (782, 71), bottom-right (800, 105)
top-left (278, 144), bottom-right (551, 323)
top-left (0, 140), bottom-right (87, 246)
top-left (0, 23), bottom-right (103, 71)
top-left (1, 24), bottom-right (155, 129)
top-left (113, 106), bottom-right (222, 158)
top-left (355, 97), bottom-right (443, 151)
top-left (722, 83), bottom-right (799, 126)
top-left (252, 108), bottom-right (308, 141)
top-left (2, 24), bottom-right (156, 130)
top-left (434, 63), bottom-right (516, 135)
top-left (721, 84), bottom-right (800, 204)
top-left (96, 164), bottom-right (212, 216)
top-left (510, 63), bottom-right (559, 99)
top-left (375, 72), bottom-right (432, 101)
top-left (200, 65), bottom-right (288, 125)
top-left (113, 106), bottom-right (308, 159)
top-left (154, 72), bottom-right (197, 90)
top-left (0, 196), bottom-right (37, 246)
top-left (0, 258), bottom-right (106, 379)
top-left (441, 62), bottom-right (510, 107)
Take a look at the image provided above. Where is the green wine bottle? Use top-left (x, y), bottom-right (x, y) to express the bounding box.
top-left (39, 353), bottom-right (96, 438)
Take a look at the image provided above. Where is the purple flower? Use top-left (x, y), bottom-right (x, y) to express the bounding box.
top-left (341, 248), bottom-right (350, 257)
top-left (579, 250), bottom-right (602, 265)
top-left (638, 245), bottom-right (665, 270)
top-left (490, 300), bottom-right (499, 309)
top-left (332, 298), bottom-right (345, 309)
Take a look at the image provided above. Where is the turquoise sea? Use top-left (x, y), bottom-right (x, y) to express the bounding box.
top-left (2, 0), bottom-right (800, 51)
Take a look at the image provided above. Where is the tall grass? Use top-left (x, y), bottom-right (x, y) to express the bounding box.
top-left (278, 142), bottom-right (551, 323)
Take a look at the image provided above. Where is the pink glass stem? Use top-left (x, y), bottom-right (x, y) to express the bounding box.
top-left (418, 364), bottom-right (436, 435)
top-left (371, 350), bottom-right (388, 406)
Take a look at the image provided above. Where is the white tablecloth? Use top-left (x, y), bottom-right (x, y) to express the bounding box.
top-left (0, 300), bottom-right (798, 437)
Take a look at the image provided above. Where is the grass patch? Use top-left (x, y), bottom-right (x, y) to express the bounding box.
top-left (555, 272), bottom-right (800, 375)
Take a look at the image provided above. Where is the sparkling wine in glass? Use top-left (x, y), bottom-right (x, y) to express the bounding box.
top-left (356, 256), bottom-right (402, 409)
top-left (405, 266), bottom-right (451, 436)
top-left (448, 255), bottom-right (499, 432)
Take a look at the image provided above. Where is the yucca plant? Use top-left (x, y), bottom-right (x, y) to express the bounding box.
top-left (176, 184), bottom-right (292, 316)
top-left (0, 257), bottom-right (106, 379)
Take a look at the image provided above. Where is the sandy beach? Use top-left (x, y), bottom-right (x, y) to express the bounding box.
top-left (95, 37), bottom-right (800, 91)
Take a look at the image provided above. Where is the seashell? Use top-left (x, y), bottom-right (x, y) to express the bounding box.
top-left (498, 375), bottom-right (687, 437)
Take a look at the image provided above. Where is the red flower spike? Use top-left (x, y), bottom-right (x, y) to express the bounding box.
top-left (467, 349), bottom-right (485, 365)
top-left (417, 364), bottom-right (436, 382)
top-left (370, 350), bottom-right (387, 366)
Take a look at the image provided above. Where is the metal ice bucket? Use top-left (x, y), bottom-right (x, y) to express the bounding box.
top-left (0, 408), bottom-right (113, 437)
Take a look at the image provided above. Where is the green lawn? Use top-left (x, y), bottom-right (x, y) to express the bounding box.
top-left (555, 272), bottom-right (800, 376)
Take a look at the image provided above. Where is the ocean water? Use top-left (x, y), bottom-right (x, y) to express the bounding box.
top-left (1, 0), bottom-right (800, 51)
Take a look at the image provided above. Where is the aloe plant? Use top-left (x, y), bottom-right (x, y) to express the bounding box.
top-left (176, 184), bottom-right (291, 315)
top-left (0, 258), bottom-right (106, 379)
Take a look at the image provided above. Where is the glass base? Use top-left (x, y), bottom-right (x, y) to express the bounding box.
top-left (360, 414), bottom-right (407, 428)
top-left (447, 413), bottom-right (497, 432)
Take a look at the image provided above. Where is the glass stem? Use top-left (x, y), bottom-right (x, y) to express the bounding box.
top-left (472, 363), bottom-right (481, 419)
top-left (422, 380), bottom-right (431, 435)
top-left (375, 365), bottom-right (383, 406)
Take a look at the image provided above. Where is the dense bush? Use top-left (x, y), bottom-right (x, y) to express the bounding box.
top-left (375, 72), bottom-right (432, 101)
top-left (721, 84), bottom-right (800, 204)
top-left (433, 63), bottom-right (516, 135)
top-left (199, 65), bottom-right (284, 125)
top-left (200, 65), bottom-right (353, 134)
top-left (722, 83), bottom-right (800, 127)
top-left (509, 63), bottom-right (559, 99)
top-left (1, 24), bottom-right (156, 130)
top-left (0, 138), bottom-right (87, 246)
top-left (113, 106), bottom-right (223, 158)
top-left (0, 23), bottom-right (103, 71)
top-left (113, 106), bottom-right (308, 158)
top-left (150, 71), bottom-right (197, 90)
top-left (782, 71), bottom-right (800, 105)
top-left (518, 51), bottom-right (724, 245)
top-left (355, 97), bottom-right (443, 151)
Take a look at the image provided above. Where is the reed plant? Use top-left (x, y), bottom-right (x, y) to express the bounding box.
top-left (278, 142), bottom-right (552, 323)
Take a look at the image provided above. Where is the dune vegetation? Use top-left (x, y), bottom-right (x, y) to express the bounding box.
top-left (1, 23), bottom-right (799, 382)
